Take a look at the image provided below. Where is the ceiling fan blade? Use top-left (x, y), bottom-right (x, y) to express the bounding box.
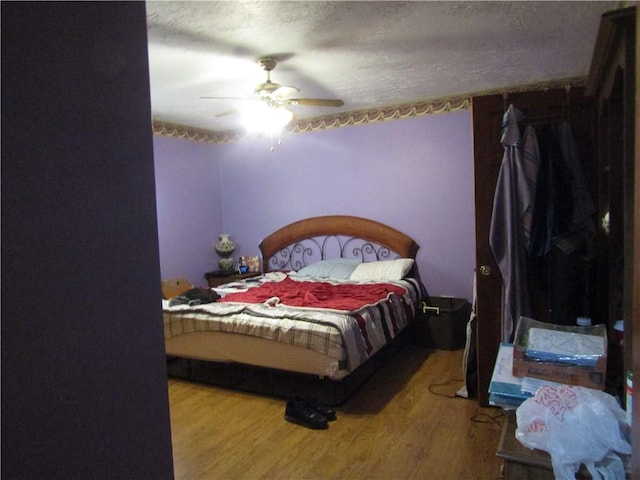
top-left (200, 96), bottom-right (255, 101)
top-left (215, 109), bottom-right (238, 118)
top-left (286, 98), bottom-right (344, 107)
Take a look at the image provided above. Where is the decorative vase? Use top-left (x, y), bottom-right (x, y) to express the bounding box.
top-left (215, 234), bottom-right (236, 272)
top-left (218, 257), bottom-right (234, 272)
top-left (215, 233), bottom-right (236, 255)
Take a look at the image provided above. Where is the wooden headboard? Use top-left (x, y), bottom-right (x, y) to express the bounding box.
top-left (259, 215), bottom-right (420, 273)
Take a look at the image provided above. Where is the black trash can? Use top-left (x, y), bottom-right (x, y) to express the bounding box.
top-left (413, 296), bottom-right (471, 350)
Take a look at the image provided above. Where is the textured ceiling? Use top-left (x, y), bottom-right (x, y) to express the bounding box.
top-left (146, 1), bottom-right (618, 133)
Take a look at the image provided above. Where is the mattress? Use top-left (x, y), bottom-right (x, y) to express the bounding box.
top-left (163, 272), bottom-right (421, 378)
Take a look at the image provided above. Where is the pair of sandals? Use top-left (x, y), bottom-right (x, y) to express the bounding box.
top-left (284, 396), bottom-right (337, 429)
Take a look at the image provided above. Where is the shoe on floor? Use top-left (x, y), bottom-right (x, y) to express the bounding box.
top-left (296, 396), bottom-right (337, 421)
top-left (285, 398), bottom-right (329, 429)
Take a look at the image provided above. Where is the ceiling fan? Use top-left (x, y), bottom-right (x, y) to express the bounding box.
top-left (201, 56), bottom-right (344, 114)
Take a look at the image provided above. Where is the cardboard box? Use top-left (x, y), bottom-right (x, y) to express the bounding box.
top-left (512, 317), bottom-right (607, 390)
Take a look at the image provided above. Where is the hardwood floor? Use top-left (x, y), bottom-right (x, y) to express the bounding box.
top-left (168, 346), bottom-right (505, 480)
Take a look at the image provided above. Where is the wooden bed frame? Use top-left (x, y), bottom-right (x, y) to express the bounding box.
top-left (166, 215), bottom-right (423, 405)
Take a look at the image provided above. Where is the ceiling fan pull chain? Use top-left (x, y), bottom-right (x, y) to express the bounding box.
top-left (268, 131), bottom-right (285, 152)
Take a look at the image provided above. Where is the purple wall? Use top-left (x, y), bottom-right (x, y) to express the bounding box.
top-left (154, 135), bottom-right (223, 286)
top-left (154, 110), bottom-right (476, 300)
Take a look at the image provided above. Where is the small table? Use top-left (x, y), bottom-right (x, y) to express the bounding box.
top-left (204, 270), bottom-right (260, 288)
top-left (497, 411), bottom-right (592, 479)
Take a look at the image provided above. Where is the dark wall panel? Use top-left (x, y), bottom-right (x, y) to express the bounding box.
top-left (2, 2), bottom-right (174, 478)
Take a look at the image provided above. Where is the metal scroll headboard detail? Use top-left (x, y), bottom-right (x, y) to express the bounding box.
top-left (267, 234), bottom-right (398, 271)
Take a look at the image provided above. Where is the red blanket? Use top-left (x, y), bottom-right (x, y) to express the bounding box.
top-left (221, 277), bottom-right (406, 311)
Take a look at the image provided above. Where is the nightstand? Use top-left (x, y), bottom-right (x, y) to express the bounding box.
top-left (204, 270), bottom-right (260, 288)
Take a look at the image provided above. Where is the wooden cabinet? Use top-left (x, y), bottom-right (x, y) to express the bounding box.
top-left (585, 6), bottom-right (637, 476)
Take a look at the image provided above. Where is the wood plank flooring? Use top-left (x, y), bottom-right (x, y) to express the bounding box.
top-left (168, 346), bottom-right (505, 480)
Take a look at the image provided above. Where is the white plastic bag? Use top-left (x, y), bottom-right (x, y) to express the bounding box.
top-left (515, 384), bottom-right (631, 479)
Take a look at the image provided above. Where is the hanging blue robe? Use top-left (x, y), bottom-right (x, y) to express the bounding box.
top-left (489, 104), bottom-right (538, 341)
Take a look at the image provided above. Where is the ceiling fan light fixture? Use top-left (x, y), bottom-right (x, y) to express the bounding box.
top-left (271, 106), bottom-right (294, 128)
top-left (254, 81), bottom-right (280, 98)
top-left (242, 103), bottom-right (293, 134)
top-left (201, 55), bottom-right (343, 137)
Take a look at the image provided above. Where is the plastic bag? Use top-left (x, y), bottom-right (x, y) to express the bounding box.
top-left (516, 384), bottom-right (631, 479)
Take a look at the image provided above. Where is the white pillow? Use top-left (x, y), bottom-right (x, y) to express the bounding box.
top-left (296, 258), bottom-right (361, 279)
top-left (349, 258), bottom-right (414, 281)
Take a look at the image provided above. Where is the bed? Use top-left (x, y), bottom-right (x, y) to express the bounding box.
top-left (163, 215), bottom-right (425, 403)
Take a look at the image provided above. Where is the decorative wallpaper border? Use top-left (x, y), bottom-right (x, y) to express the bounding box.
top-left (290, 96), bottom-right (470, 134)
top-left (152, 76), bottom-right (586, 145)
